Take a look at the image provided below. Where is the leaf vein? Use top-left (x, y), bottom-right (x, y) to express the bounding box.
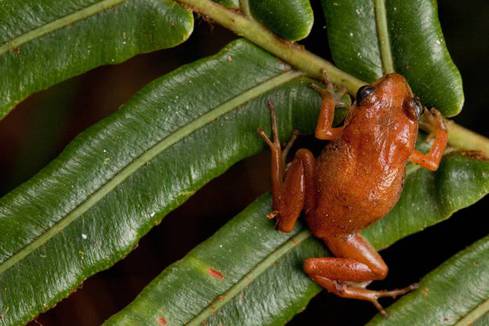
top-left (0, 0), bottom-right (127, 56)
top-left (373, 0), bottom-right (395, 73)
top-left (455, 297), bottom-right (489, 326)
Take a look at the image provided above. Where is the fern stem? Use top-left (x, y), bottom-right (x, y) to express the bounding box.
top-left (175, 0), bottom-right (489, 154)
top-left (446, 121), bottom-right (489, 156)
top-left (178, 0), bottom-right (365, 93)
top-left (373, 0), bottom-right (395, 73)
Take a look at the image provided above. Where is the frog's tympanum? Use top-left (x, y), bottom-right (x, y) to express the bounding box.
top-left (258, 73), bottom-right (447, 314)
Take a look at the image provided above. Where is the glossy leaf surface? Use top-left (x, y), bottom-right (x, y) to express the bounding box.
top-left (368, 234), bottom-right (489, 325)
top-left (0, 40), bottom-right (323, 326)
top-left (249, 0), bottom-right (314, 41)
top-left (321, 0), bottom-right (464, 116)
top-left (106, 152), bottom-right (489, 325)
top-left (0, 0), bottom-right (193, 120)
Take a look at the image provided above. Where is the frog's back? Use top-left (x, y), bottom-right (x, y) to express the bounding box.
top-left (307, 74), bottom-right (419, 237)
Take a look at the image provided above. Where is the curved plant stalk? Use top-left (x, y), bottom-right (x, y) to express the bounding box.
top-left (178, 0), bottom-right (365, 93)
top-left (445, 121), bottom-right (489, 156)
top-left (174, 0), bottom-right (489, 154)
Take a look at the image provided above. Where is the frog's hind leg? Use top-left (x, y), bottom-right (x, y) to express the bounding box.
top-left (257, 100), bottom-right (316, 232)
top-left (304, 233), bottom-right (417, 315)
top-left (273, 149), bottom-right (316, 232)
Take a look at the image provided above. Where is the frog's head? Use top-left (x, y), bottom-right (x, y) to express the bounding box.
top-left (355, 73), bottom-right (424, 121)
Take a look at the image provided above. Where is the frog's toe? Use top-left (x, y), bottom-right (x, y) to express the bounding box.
top-left (266, 210), bottom-right (279, 220)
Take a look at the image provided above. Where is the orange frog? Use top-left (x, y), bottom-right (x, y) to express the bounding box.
top-left (258, 73), bottom-right (447, 314)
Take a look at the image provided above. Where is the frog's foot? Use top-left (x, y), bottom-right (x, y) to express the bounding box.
top-left (310, 70), bottom-right (348, 104)
top-left (304, 234), bottom-right (417, 316)
top-left (309, 275), bottom-right (418, 316)
top-left (282, 129), bottom-right (299, 162)
top-left (257, 101), bottom-right (300, 167)
top-left (266, 210), bottom-right (279, 220)
top-left (310, 82), bottom-right (332, 96)
top-left (374, 283), bottom-right (419, 299)
top-left (257, 100), bottom-right (281, 150)
top-left (367, 283), bottom-right (419, 315)
top-left (422, 107), bottom-right (447, 132)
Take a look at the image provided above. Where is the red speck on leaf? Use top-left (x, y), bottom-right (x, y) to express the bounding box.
top-left (157, 317), bottom-right (167, 326)
top-left (208, 268), bottom-right (224, 280)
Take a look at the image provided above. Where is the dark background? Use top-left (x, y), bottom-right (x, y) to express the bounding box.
top-left (0, 1), bottom-right (487, 325)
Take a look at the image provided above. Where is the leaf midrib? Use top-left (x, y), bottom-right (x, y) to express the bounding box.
top-left (0, 0), bottom-right (127, 56)
top-left (0, 70), bottom-right (303, 275)
top-left (455, 297), bottom-right (489, 326)
top-left (187, 230), bottom-right (311, 325)
top-left (373, 0), bottom-right (394, 74)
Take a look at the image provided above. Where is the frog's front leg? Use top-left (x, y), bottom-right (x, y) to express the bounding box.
top-left (410, 108), bottom-right (448, 171)
top-left (311, 78), bottom-right (346, 141)
top-left (304, 232), bottom-right (417, 315)
top-left (257, 101), bottom-right (316, 232)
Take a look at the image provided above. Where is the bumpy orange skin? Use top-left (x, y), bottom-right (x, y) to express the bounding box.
top-left (307, 74), bottom-right (418, 238)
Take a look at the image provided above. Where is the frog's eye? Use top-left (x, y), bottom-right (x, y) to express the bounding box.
top-left (356, 85), bottom-right (375, 104)
top-left (404, 96), bottom-right (425, 120)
